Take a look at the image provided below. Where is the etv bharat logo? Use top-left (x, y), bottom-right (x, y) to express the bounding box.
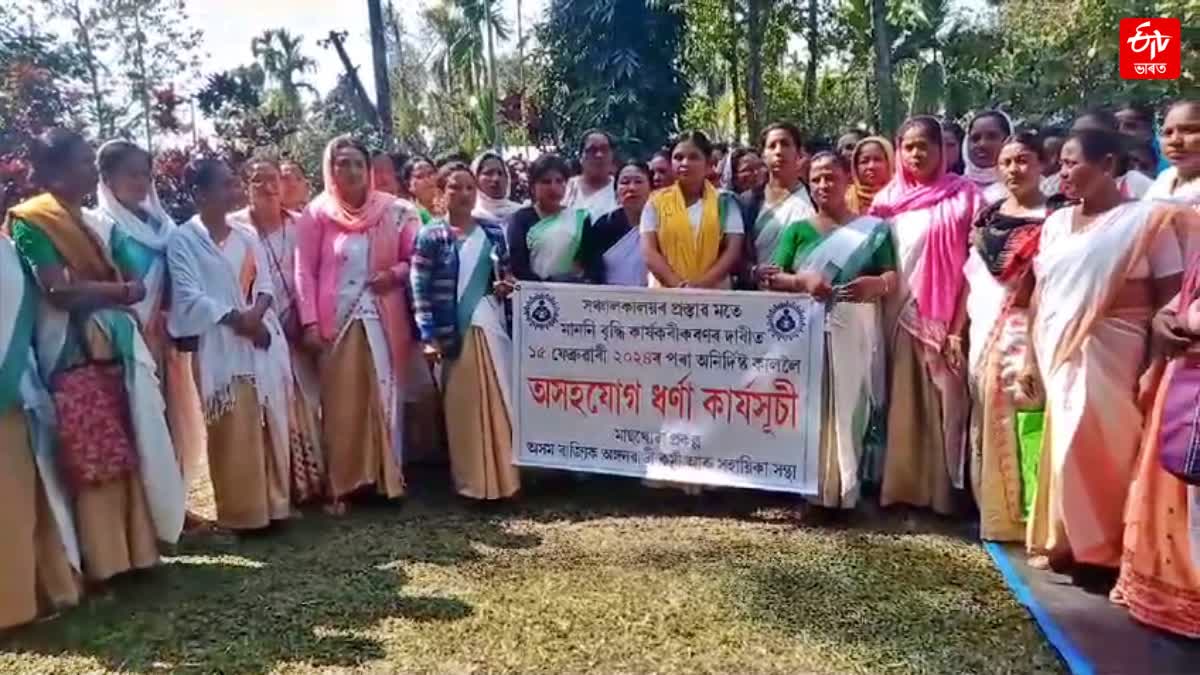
top-left (1120, 18), bottom-right (1181, 80)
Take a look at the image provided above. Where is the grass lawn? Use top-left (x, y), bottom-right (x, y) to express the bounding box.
top-left (0, 468), bottom-right (1063, 674)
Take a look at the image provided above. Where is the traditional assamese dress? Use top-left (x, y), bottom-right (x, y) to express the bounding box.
top-left (296, 177), bottom-right (419, 502)
top-left (642, 182), bottom-right (744, 288)
top-left (167, 217), bottom-right (293, 530)
top-left (1028, 200), bottom-right (1191, 568)
top-left (9, 193), bottom-right (185, 581)
top-left (964, 201), bottom-right (1046, 542)
top-left (0, 234), bottom-right (81, 628)
top-left (1113, 168), bottom-right (1200, 636)
top-left (565, 175), bottom-right (618, 224)
top-left (93, 170), bottom-right (206, 504)
top-left (846, 136), bottom-right (895, 215)
top-left (507, 205), bottom-right (592, 282)
top-left (229, 208), bottom-right (326, 504)
top-left (583, 208), bottom-right (647, 286)
top-left (870, 160), bottom-right (984, 515)
top-left (746, 184), bottom-right (815, 271)
top-left (771, 215), bottom-right (894, 508)
top-left (411, 219), bottom-right (519, 500)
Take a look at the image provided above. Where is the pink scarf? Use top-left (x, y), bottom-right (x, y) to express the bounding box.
top-left (315, 139), bottom-right (395, 233)
top-left (870, 145), bottom-right (982, 326)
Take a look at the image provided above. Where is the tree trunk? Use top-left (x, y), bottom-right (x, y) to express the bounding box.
top-left (727, 0), bottom-right (742, 141)
top-left (131, 8), bottom-right (152, 153)
top-left (804, 0), bottom-right (818, 110)
top-left (67, 0), bottom-right (110, 138)
top-left (870, 0), bottom-right (898, 136)
top-left (326, 31), bottom-right (381, 126)
top-left (366, 0), bottom-right (394, 135)
top-left (744, 0), bottom-right (765, 140)
top-left (485, 0), bottom-right (498, 147)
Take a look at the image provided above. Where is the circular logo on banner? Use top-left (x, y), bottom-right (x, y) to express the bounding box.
top-left (766, 302), bottom-right (806, 341)
top-left (523, 293), bottom-right (560, 330)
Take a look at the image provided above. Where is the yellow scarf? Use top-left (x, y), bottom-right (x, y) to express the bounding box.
top-left (649, 182), bottom-right (722, 284)
top-left (6, 193), bottom-right (121, 282)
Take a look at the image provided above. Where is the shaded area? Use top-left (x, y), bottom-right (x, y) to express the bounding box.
top-left (989, 543), bottom-right (1199, 675)
top-left (0, 470), bottom-right (1061, 674)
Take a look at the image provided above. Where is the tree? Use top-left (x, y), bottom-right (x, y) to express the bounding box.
top-left (367, 0), bottom-right (393, 135)
top-left (251, 28), bottom-right (318, 119)
top-left (537, 0), bottom-right (688, 157)
top-left (39, 0), bottom-right (202, 148)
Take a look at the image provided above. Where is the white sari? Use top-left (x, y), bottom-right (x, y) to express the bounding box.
top-left (754, 186), bottom-right (814, 266)
top-left (31, 212), bottom-right (185, 545)
top-left (166, 218), bottom-right (292, 473)
top-left (0, 238), bottom-right (80, 569)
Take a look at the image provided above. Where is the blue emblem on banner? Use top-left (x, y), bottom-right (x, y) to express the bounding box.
top-left (766, 302), bottom-right (806, 341)
top-left (523, 293), bottom-right (560, 330)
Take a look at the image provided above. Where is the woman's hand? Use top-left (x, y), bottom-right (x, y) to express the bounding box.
top-left (300, 324), bottom-right (326, 355)
top-left (367, 270), bottom-right (400, 293)
top-left (755, 264), bottom-right (781, 287)
top-left (791, 272), bottom-right (833, 301)
top-left (837, 276), bottom-right (888, 303)
top-left (1151, 309), bottom-right (1194, 359)
top-left (942, 335), bottom-right (965, 373)
top-left (123, 280), bottom-right (147, 306)
top-left (251, 325), bottom-right (272, 350)
top-left (492, 277), bottom-right (516, 299)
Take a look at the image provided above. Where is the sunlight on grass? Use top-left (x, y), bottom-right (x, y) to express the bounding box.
top-left (0, 472), bottom-right (1062, 674)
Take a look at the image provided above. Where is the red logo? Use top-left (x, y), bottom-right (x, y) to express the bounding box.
top-left (1120, 18), bottom-right (1181, 80)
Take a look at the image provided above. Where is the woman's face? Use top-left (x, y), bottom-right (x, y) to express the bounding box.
top-left (581, 133), bottom-right (614, 181)
top-left (1058, 138), bottom-right (1115, 201)
top-left (1116, 109), bottom-right (1154, 141)
top-left (1042, 136), bottom-right (1064, 174)
top-left (837, 133), bottom-right (863, 165)
top-left (443, 169), bottom-right (477, 217)
top-left (477, 157), bottom-right (508, 200)
top-left (246, 161), bottom-right (282, 209)
top-left (200, 162), bottom-right (240, 214)
top-left (672, 140), bottom-right (710, 188)
top-left (968, 115), bottom-right (1008, 169)
top-left (809, 156), bottom-right (849, 212)
top-left (998, 142), bottom-right (1042, 199)
top-left (1162, 103), bottom-right (1200, 177)
top-left (532, 170), bottom-right (567, 211)
top-left (409, 160), bottom-right (438, 206)
top-left (901, 126), bottom-right (941, 182)
top-left (855, 141), bottom-right (890, 188)
top-left (279, 163), bottom-right (310, 206)
top-left (649, 155), bottom-right (675, 190)
top-left (617, 165), bottom-right (651, 210)
top-left (763, 129), bottom-right (800, 178)
top-left (56, 140), bottom-right (99, 202)
top-left (734, 152), bottom-right (765, 193)
top-left (371, 154), bottom-right (399, 195)
top-left (107, 151), bottom-right (152, 209)
top-left (941, 130), bottom-right (962, 169)
top-left (332, 146), bottom-right (369, 200)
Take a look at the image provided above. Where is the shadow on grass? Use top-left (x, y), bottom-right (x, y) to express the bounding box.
top-left (730, 532), bottom-right (1064, 674)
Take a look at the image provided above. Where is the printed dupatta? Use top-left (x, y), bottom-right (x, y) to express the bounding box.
top-left (527, 208), bottom-right (586, 280)
top-left (789, 216), bottom-right (890, 284)
top-left (755, 184), bottom-right (815, 265)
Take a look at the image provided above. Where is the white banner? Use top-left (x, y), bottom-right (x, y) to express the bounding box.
top-left (512, 282), bottom-right (825, 495)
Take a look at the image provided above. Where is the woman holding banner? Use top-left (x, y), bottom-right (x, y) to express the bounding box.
top-left (642, 130), bottom-right (745, 290)
top-left (872, 116), bottom-right (984, 516)
top-left (411, 162), bottom-right (519, 500)
top-left (581, 160), bottom-right (651, 286)
top-left (760, 152), bottom-right (895, 509)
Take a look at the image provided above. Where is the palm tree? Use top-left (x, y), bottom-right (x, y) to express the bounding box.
top-left (251, 29), bottom-right (318, 116)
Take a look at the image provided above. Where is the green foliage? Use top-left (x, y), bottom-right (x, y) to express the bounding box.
top-left (251, 29), bottom-right (318, 120)
top-left (537, 0), bottom-right (688, 158)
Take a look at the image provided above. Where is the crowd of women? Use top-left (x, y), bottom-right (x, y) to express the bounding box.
top-left (2, 98), bottom-right (1199, 641)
